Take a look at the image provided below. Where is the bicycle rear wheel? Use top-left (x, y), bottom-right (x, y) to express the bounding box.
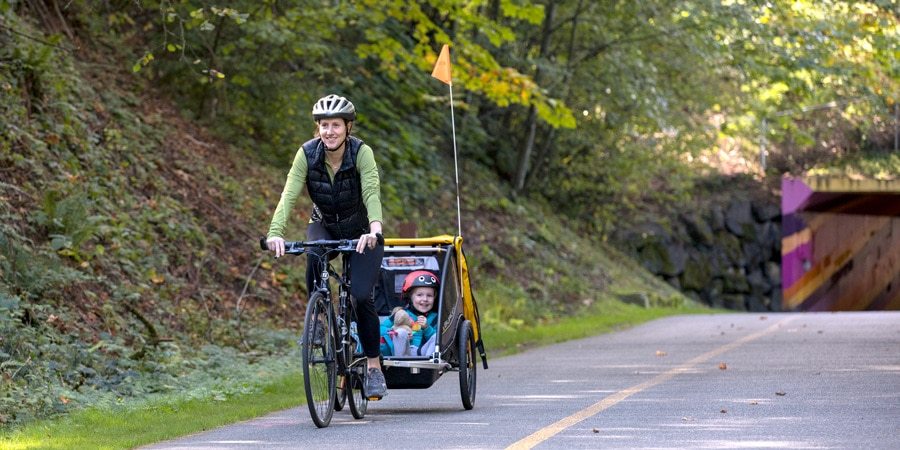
top-left (345, 305), bottom-right (367, 419)
top-left (347, 366), bottom-right (368, 419)
top-left (302, 291), bottom-right (336, 428)
top-left (334, 301), bottom-right (353, 413)
top-left (333, 378), bottom-right (347, 411)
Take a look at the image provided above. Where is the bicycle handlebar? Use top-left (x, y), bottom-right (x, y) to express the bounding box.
top-left (258, 234), bottom-right (383, 255)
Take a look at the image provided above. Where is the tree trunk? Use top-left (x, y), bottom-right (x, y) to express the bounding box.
top-left (527, 0), bottom-right (583, 191)
top-left (515, 106), bottom-right (539, 191)
top-left (200, 15), bottom-right (227, 120)
top-left (513, 0), bottom-right (556, 192)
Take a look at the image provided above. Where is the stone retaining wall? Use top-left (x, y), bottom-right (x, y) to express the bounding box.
top-left (615, 182), bottom-right (781, 311)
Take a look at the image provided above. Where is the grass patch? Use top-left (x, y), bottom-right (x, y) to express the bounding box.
top-left (486, 300), bottom-right (719, 357)
top-left (0, 372), bottom-right (303, 450)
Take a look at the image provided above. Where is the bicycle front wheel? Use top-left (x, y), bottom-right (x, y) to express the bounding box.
top-left (302, 291), bottom-right (336, 428)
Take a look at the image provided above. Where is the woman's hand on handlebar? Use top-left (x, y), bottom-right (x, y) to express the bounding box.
top-left (267, 236), bottom-right (286, 258)
top-left (355, 232), bottom-right (380, 254)
top-left (356, 221), bottom-right (383, 254)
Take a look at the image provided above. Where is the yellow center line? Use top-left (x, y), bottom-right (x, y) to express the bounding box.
top-left (506, 316), bottom-right (797, 450)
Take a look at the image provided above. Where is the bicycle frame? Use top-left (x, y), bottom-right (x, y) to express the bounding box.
top-left (310, 247), bottom-right (364, 370)
top-left (278, 239), bottom-right (365, 365)
top-left (261, 237), bottom-right (372, 426)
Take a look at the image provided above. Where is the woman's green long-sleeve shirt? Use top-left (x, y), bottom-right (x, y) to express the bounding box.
top-left (267, 143), bottom-right (383, 238)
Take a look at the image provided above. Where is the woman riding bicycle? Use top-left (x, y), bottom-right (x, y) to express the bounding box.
top-left (266, 94), bottom-right (387, 399)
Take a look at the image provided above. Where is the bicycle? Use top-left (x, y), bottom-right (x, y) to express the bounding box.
top-left (259, 235), bottom-right (381, 428)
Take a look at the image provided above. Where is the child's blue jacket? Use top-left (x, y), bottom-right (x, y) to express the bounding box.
top-left (379, 308), bottom-right (437, 356)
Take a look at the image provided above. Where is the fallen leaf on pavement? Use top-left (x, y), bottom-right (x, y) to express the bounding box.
top-left (656, 350), bottom-right (667, 357)
top-left (718, 362), bottom-right (727, 370)
top-left (720, 409), bottom-right (727, 413)
top-left (592, 428), bottom-right (599, 433)
top-left (775, 391), bottom-right (786, 396)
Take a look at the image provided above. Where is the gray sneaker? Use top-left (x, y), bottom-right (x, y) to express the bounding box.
top-left (365, 368), bottom-right (387, 400)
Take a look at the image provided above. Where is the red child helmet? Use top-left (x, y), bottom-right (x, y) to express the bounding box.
top-left (401, 270), bottom-right (439, 294)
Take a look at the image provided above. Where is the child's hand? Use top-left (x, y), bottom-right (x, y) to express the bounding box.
top-left (417, 315), bottom-right (426, 327)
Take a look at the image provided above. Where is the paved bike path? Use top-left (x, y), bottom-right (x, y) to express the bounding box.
top-left (142, 311), bottom-right (900, 449)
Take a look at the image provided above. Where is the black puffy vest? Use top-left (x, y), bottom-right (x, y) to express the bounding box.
top-left (303, 136), bottom-right (370, 238)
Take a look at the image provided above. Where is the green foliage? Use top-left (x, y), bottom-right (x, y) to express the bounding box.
top-left (704, 0), bottom-right (899, 174)
top-left (0, 230), bottom-right (83, 301)
top-left (0, 357), bottom-right (303, 449)
top-left (91, 0), bottom-right (574, 164)
top-left (476, 0), bottom-right (896, 234)
top-left (0, 8), bottom-right (301, 426)
top-left (32, 191), bottom-right (104, 260)
top-left (0, 249), bottom-right (84, 424)
top-left (75, 0), bottom-right (896, 237)
top-left (807, 148), bottom-right (900, 180)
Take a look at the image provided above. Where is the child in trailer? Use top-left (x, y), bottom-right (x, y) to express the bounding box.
top-left (380, 270), bottom-right (439, 357)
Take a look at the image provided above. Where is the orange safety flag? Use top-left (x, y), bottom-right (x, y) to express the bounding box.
top-left (431, 44), bottom-right (452, 85)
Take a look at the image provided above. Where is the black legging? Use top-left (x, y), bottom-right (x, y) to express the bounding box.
top-left (306, 221), bottom-right (384, 359)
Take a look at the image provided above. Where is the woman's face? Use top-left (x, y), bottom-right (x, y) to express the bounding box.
top-left (318, 118), bottom-right (348, 151)
top-left (409, 287), bottom-right (435, 314)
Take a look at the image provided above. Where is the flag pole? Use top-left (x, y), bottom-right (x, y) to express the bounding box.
top-left (449, 78), bottom-right (461, 238)
top-left (431, 44), bottom-right (462, 238)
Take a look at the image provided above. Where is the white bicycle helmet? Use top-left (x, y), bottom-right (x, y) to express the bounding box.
top-left (312, 94), bottom-right (356, 121)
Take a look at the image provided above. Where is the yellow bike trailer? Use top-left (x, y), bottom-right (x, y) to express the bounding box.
top-left (374, 235), bottom-right (487, 410)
